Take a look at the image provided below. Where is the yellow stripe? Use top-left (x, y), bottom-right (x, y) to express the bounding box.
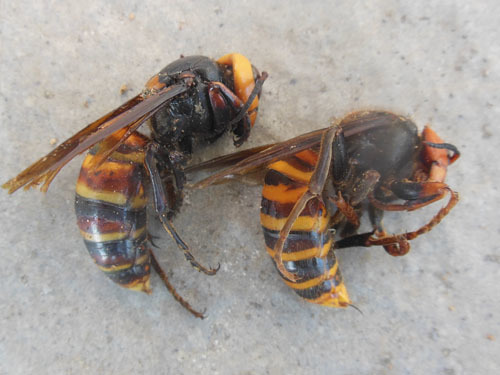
top-left (308, 282), bottom-right (351, 307)
top-left (80, 226), bottom-right (146, 242)
top-left (129, 188), bottom-right (148, 209)
top-left (97, 253), bottom-right (150, 272)
top-left (98, 263), bottom-right (131, 272)
top-left (123, 275), bottom-right (152, 294)
top-left (265, 238), bottom-right (332, 261)
top-left (75, 181), bottom-right (147, 209)
top-left (283, 261), bottom-right (339, 290)
top-left (76, 182), bottom-right (128, 205)
top-left (269, 161), bottom-right (313, 183)
top-left (107, 150), bottom-right (145, 164)
top-left (260, 212), bottom-right (328, 232)
top-left (262, 184), bottom-right (308, 204)
top-left (78, 154), bottom-right (147, 209)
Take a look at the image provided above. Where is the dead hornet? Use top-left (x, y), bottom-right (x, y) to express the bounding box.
top-left (191, 111), bottom-right (459, 308)
top-left (3, 53), bottom-right (268, 318)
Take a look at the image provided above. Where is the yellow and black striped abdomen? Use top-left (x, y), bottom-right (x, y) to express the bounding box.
top-left (260, 150), bottom-right (351, 307)
top-left (75, 132), bottom-right (152, 293)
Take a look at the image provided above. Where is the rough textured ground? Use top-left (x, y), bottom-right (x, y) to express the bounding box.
top-left (1, 1), bottom-right (499, 374)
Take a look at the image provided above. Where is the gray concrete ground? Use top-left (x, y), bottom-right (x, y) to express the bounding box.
top-left (1, 1), bottom-right (499, 374)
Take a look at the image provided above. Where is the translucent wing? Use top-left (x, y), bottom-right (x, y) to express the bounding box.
top-left (3, 84), bottom-right (188, 193)
top-left (191, 127), bottom-right (327, 188)
top-left (190, 110), bottom-right (410, 189)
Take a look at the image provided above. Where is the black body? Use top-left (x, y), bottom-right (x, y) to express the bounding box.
top-left (336, 112), bottom-right (420, 203)
top-left (147, 55), bottom-right (254, 217)
top-left (150, 56), bottom-right (235, 154)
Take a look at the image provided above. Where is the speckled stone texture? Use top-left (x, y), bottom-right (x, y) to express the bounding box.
top-left (1, 1), bottom-right (498, 374)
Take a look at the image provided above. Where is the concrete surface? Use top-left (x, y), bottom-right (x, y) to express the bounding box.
top-left (1, 1), bottom-right (499, 374)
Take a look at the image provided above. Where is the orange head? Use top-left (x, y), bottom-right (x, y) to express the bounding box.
top-left (421, 126), bottom-right (460, 182)
top-left (217, 53), bottom-right (261, 126)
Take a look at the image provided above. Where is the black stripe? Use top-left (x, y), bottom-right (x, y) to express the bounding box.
top-left (261, 197), bottom-right (324, 219)
top-left (75, 194), bottom-right (147, 225)
top-left (294, 277), bottom-right (343, 300)
top-left (83, 233), bottom-right (148, 266)
top-left (274, 250), bottom-right (337, 282)
top-left (262, 225), bottom-right (331, 252)
top-left (286, 155), bottom-right (315, 172)
top-left (264, 169), bottom-right (304, 187)
top-left (262, 226), bottom-right (330, 244)
top-left (106, 258), bottom-right (151, 286)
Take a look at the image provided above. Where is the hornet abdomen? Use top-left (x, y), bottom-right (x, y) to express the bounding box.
top-left (75, 132), bottom-right (152, 293)
top-left (260, 150), bottom-right (350, 307)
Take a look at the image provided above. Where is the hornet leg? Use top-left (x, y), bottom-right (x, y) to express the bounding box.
top-left (145, 143), bottom-right (219, 275)
top-left (150, 250), bottom-right (205, 319)
top-left (272, 125), bottom-right (343, 281)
